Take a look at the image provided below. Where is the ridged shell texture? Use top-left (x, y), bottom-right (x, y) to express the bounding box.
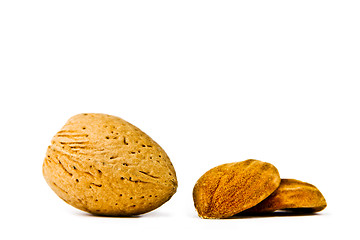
top-left (43, 113), bottom-right (177, 216)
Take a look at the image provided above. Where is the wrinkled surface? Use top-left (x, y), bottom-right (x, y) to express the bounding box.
top-left (244, 179), bottom-right (327, 213)
top-left (43, 113), bottom-right (177, 216)
top-left (193, 159), bottom-right (281, 219)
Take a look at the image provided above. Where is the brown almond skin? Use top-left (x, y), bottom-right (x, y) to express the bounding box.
top-left (193, 159), bottom-right (281, 219)
top-left (243, 179), bottom-right (327, 213)
top-left (43, 113), bottom-right (177, 216)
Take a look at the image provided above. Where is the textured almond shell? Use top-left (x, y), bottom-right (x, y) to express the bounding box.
top-left (43, 113), bottom-right (177, 216)
top-left (244, 179), bottom-right (327, 213)
top-left (193, 159), bottom-right (281, 219)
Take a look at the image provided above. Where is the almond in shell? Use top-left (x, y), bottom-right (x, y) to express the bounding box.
top-left (42, 113), bottom-right (177, 216)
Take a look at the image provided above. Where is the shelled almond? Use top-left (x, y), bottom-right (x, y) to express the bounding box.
top-left (193, 160), bottom-right (326, 218)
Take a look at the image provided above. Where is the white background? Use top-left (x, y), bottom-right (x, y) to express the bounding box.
top-left (1, 1), bottom-right (359, 239)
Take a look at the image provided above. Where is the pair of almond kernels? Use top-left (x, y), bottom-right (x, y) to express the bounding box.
top-left (192, 159), bottom-right (327, 219)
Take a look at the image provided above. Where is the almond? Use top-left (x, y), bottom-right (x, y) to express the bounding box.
top-left (43, 113), bottom-right (177, 216)
top-left (244, 179), bottom-right (327, 213)
top-left (193, 159), bottom-right (281, 219)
